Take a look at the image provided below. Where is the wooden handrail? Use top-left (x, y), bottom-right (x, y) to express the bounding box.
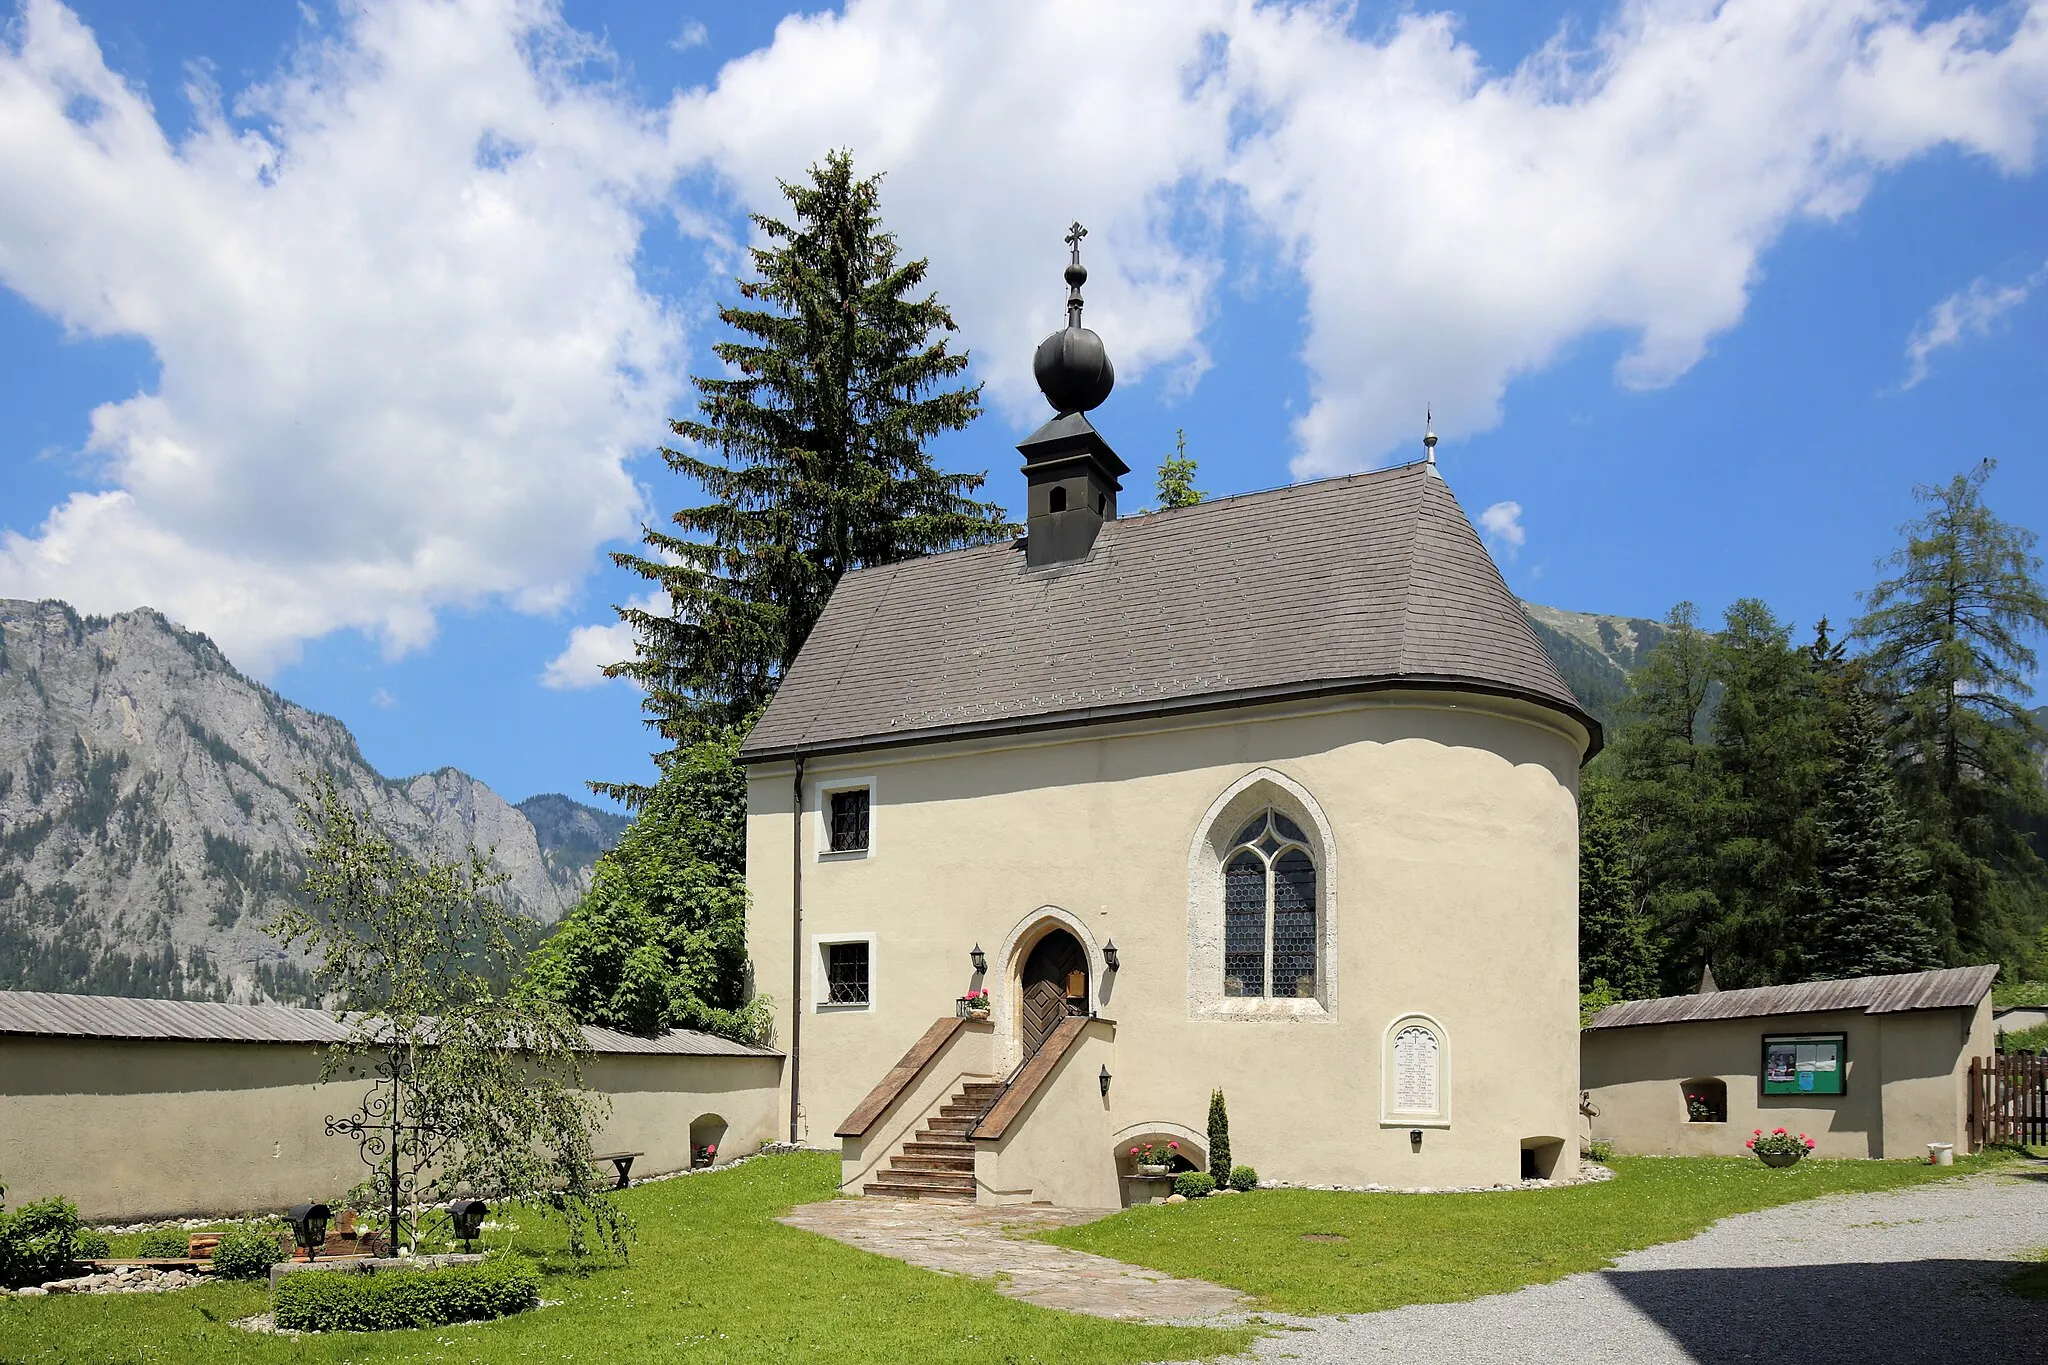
top-left (970, 1015), bottom-right (1112, 1141)
top-left (835, 1016), bottom-right (971, 1139)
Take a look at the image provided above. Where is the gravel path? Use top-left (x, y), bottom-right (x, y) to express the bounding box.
top-left (1177, 1167), bottom-right (2048, 1365)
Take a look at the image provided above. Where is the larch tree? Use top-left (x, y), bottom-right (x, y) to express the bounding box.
top-left (1852, 459), bottom-right (2048, 961)
top-left (599, 149), bottom-right (1013, 803)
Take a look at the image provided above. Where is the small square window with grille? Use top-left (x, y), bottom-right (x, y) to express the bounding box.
top-left (828, 788), bottom-right (870, 853)
top-left (824, 941), bottom-right (870, 1005)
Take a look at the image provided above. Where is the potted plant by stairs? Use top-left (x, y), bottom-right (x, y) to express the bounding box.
top-left (1129, 1141), bottom-right (1178, 1177)
top-left (1746, 1127), bottom-right (1816, 1167)
top-left (957, 990), bottom-right (991, 1020)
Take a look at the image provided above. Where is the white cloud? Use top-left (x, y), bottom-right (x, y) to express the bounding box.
top-left (541, 590), bottom-right (662, 689)
top-left (0, 0), bottom-right (685, 672)
top-left (671, 19), bottom-right (709, 53)
top-left (1901, 260), bottom-right (2047, 388)
top-left (370, 686), bottom-right (397, 708)
top-left (676, 0), bottom-right (2048, 474)
top-left (1479, 499), bottom-right (1527, 557)
top-left (7, 0), bottom-right (2048, 678)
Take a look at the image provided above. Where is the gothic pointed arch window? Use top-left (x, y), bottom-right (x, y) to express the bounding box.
top-left (1222, 809), bottom-right (1318, 998)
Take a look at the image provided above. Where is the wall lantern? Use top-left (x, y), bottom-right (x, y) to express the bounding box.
top-left (1409, 1129), bottom-right (1423, 1146)
top-left (1099, 1064), bottom-right (1112, 1097)
top-left (1102, 940), bottom-right (1120, 973)
top-left (450, 1199), bottom-right (490, 1254)
top-left (286, 1202), bottom-right (331, 1261)
top-left (970, 943), bottom-right (987, 974)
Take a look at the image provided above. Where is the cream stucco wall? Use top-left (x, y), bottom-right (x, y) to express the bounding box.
top-left (0, 1036), bottom-right (784, 1221)
top-left (745, 689), bottom-right (1589, 1196)
top-left (1580, 998), bottom-right (1991, 1160)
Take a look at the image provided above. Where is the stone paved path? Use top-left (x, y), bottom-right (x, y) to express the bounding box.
top-left (778, 1198), bottom-right (1253, 1322)
top-left (1158, 1167), bottom-right (2048, 1364)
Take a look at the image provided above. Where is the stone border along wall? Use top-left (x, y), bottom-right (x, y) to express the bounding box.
top-left (1257, 1161), bottom-right (1618, 1195)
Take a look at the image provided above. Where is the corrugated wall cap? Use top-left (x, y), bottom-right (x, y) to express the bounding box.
top-left (1583, 964), bottom-right (1999, 1030)
top-left (0, 990), bottom-right (781, 1057)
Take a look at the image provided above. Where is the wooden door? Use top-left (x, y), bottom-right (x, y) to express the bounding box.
top-left (1021, 979), bottom-right (1068, 1058)
top-left (1020, 930), bottom-right (1089, 1057)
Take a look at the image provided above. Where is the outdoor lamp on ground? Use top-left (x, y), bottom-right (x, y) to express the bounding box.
top-left (1099, 1064), bottom-right (1112, 1097)
top-left (286, 1202), bottom-right (331, 1261)
top-left (450, 1199), bottom-right (489, 1254)
top-left (1102, 940), bottom-right (1120, 972)
top-left (970, 943), bottom-right (987, 974)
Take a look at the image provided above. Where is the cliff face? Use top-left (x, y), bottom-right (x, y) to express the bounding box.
top-left (0, 599), bottom-right (613, 1002)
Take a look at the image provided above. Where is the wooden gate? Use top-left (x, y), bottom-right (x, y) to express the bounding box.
top-left (1968, 1053), bottom-right (2048, 1148)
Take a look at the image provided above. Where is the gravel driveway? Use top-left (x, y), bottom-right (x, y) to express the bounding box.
top-left (1183, 1167), bottom-right (2048, 1365)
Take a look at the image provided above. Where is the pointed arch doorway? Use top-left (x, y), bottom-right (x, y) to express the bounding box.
top-left (1019, 928), bottom-right (1089, 1058)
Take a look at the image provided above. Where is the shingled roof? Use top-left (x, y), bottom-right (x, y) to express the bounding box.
top-left (1583, 965), bottom-right (1999, 1030)
top-left (741, 461), bottom-right (1598, 762)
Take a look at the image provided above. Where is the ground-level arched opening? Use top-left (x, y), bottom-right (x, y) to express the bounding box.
top-left (690, 1113), bottom-right (728, 1167)
top-left (1520, 1136), bottom-right (1565, 1180)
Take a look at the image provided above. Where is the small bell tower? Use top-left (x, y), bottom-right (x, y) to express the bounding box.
top-left (1019, 222), bottom-right (1128, 568)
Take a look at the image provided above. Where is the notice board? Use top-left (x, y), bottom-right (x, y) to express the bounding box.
top-left (1762, 1033), bottom-right (1846, 1096)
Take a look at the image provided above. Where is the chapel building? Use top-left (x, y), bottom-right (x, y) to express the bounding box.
top-left (739, 232), bottom-right (1600, 1205)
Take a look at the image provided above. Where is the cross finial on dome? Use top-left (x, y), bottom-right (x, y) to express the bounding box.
top-left (1063, 221), bottom-right (1089, 329)
top-left (1423, 408), bottom-right (1439, 470)
top-left (1033, 222), bottom-right (1114, 415)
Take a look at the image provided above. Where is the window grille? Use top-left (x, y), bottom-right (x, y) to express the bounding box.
top-left (828, 788), bottom-right (870, 853)
top-left (824, 941), bottom-right (870, 1005)
top-left (1219, 809), bottom-right (1318, 998)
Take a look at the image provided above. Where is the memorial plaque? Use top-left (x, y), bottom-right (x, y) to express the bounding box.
top-left (1393, 1024), bottom-right (1439, 1114)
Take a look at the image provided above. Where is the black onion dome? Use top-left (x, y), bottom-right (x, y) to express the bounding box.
top-left (1034, 326), bottom-right (1114, 414)
top-left (1033, 222), bottom-right (1115, 414)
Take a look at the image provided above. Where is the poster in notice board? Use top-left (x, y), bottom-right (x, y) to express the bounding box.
top-left (1762, 1034), bottom-right (1845, 1095)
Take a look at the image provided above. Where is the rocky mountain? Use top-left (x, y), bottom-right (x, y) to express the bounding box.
top-left (1519, 602), bottom-right (1669, 729)
top-left (0, 599), bottom-right (624, 1003)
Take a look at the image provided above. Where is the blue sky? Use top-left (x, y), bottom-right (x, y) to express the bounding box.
top-left (1, 0), bottom-right (2044, 808)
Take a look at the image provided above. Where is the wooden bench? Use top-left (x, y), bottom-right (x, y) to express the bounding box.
top-left (592, 1150), bottom-right (643, 1189)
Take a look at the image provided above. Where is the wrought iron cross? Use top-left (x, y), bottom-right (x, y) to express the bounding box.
top-left (1064, 221), bottom-right (1088, 328)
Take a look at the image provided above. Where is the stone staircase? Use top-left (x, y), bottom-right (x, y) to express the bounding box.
top-left (861, 1079), bottom-right (1003, 1201)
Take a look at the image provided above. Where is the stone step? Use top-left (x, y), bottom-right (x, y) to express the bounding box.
top-left (863, 1181), bottom-right (973, 1202)
top-left (903, 1139), bottom-right (972, 1157)
top-left (877, 1167), bottom-right (975, 1191)
top-left (890, 1152), bottom-right (976, 1173)
top-left (923, 1116), bottom-right (975, 1135)
top-left (937, 1103), bottom-right (989, 1120)
top-left (956, 1083), bottom-right (1004, 1100)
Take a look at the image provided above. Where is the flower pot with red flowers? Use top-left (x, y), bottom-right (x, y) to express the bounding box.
top-left (692, 1142), bottom-right (717, 1169)
top-left (1128, 1140), bottom-right (1179, 1177)
top-left (1746, 1127), bottom-right (1816, 1167)
top-left (956, 990), bottom-right (992, 1020)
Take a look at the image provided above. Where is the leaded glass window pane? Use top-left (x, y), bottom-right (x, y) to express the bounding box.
top-left (1272, 813), bottom-right (1307, 845)
top-left (1271, 848), bottom-right (1317, 998)
top-left (825, 941), bottom-right (870, 1005)
top-left (1223, 851), bottom-right (1266, 997)
top-left (1232, 816), bottom-right (1268, 848)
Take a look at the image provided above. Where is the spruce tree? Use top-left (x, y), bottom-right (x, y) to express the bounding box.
top-left (1156, 429), bottom-right (1203, 509)
top-left (600, 150), bottom-right (1013, 801)
top-left (1579, 778), bottom-right (1659, 999)
top-left (1612, 602), bottom-right (1722, 992)
top-left (1852, 459), bottom-right (2048, 960)
top-left (1799, 671), bottom-right (1940, 980)
top-left (1704, 599), bottom-right (1827, 985)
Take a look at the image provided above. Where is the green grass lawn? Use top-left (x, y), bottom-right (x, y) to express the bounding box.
top-left (1044, 1153), bottom-right (2011, 1315)
top-left (1, 1153), bottom-right (1250, 1365)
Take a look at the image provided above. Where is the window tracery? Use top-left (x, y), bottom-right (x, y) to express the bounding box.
top-left (1221, 809), bottom-right (1318, 998)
